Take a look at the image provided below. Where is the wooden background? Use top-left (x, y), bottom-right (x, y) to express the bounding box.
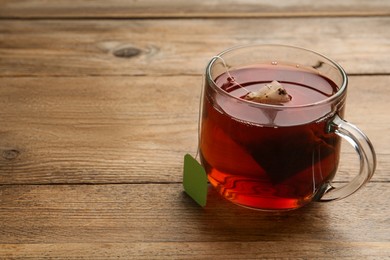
top-left (0, 1), bottom-right (389, 259)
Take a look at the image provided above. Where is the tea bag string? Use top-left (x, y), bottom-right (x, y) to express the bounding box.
top-left (211, 55), bottom-right (251, 93)
top-left (195, 74), bottom-right (205, 160)
top-left (196, 55), bottom-right (251, 160)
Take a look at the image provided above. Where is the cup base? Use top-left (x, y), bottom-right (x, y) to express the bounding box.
top-left (209, 175), bottom-right (313, 211)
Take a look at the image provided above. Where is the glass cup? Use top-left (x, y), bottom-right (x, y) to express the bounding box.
top-left (199, 44), bottom-right (376, 210)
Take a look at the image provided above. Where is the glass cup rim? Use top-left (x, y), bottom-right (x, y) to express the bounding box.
top-left (206, 43), bottom-right (348, 109)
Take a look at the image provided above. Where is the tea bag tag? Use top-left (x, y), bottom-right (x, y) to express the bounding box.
top-left (183, 154), bottom-right (208, 207)
top-left (244, 80), bottom-right (291, 104)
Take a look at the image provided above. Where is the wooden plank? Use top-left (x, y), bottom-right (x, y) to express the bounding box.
top-left (0, 76), bottom-right (199, 184)
top-left (0, 76), bottom-right (388, 184)
top-left (0, 0), bottom-right (389, 18)
top-left (0, 242), bottom-right (389, 259)
top-left (0, 17), bottom-right (389, 76)
top-left (0, 183), bottom-right (388, 258)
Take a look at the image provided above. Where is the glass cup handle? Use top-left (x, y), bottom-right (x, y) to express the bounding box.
top-left (319, 115), bottom-right (377, 201)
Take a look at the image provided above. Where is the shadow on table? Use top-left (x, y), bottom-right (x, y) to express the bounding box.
top-left (179, 185), bottom-right (336, 242)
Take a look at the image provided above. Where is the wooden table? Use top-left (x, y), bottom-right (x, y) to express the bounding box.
top-left (0, 1), bottom-right (389, 259)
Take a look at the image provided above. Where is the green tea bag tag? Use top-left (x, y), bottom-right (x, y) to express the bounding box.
top-left (183, 154), bottom-right (208, 207)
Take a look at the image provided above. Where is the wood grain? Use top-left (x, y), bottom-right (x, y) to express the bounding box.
top-left (1, 1), bottom-right (389, 259)
top-left (0, 76), bottom-right (387, 184)
top-left (2, 242), bottom-right (390, 259)
top-left (0, 17), bottom-right (389, 77)
top-left (0, 242), bottom-right (388, 259)
top-left (0, 183), bottom-right (388, 258)
top-left (0, 0), bottom-right (389, 18)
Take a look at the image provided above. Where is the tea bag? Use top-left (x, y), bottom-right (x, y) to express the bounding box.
top-left (244, 80), bottom-right (291, 104)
